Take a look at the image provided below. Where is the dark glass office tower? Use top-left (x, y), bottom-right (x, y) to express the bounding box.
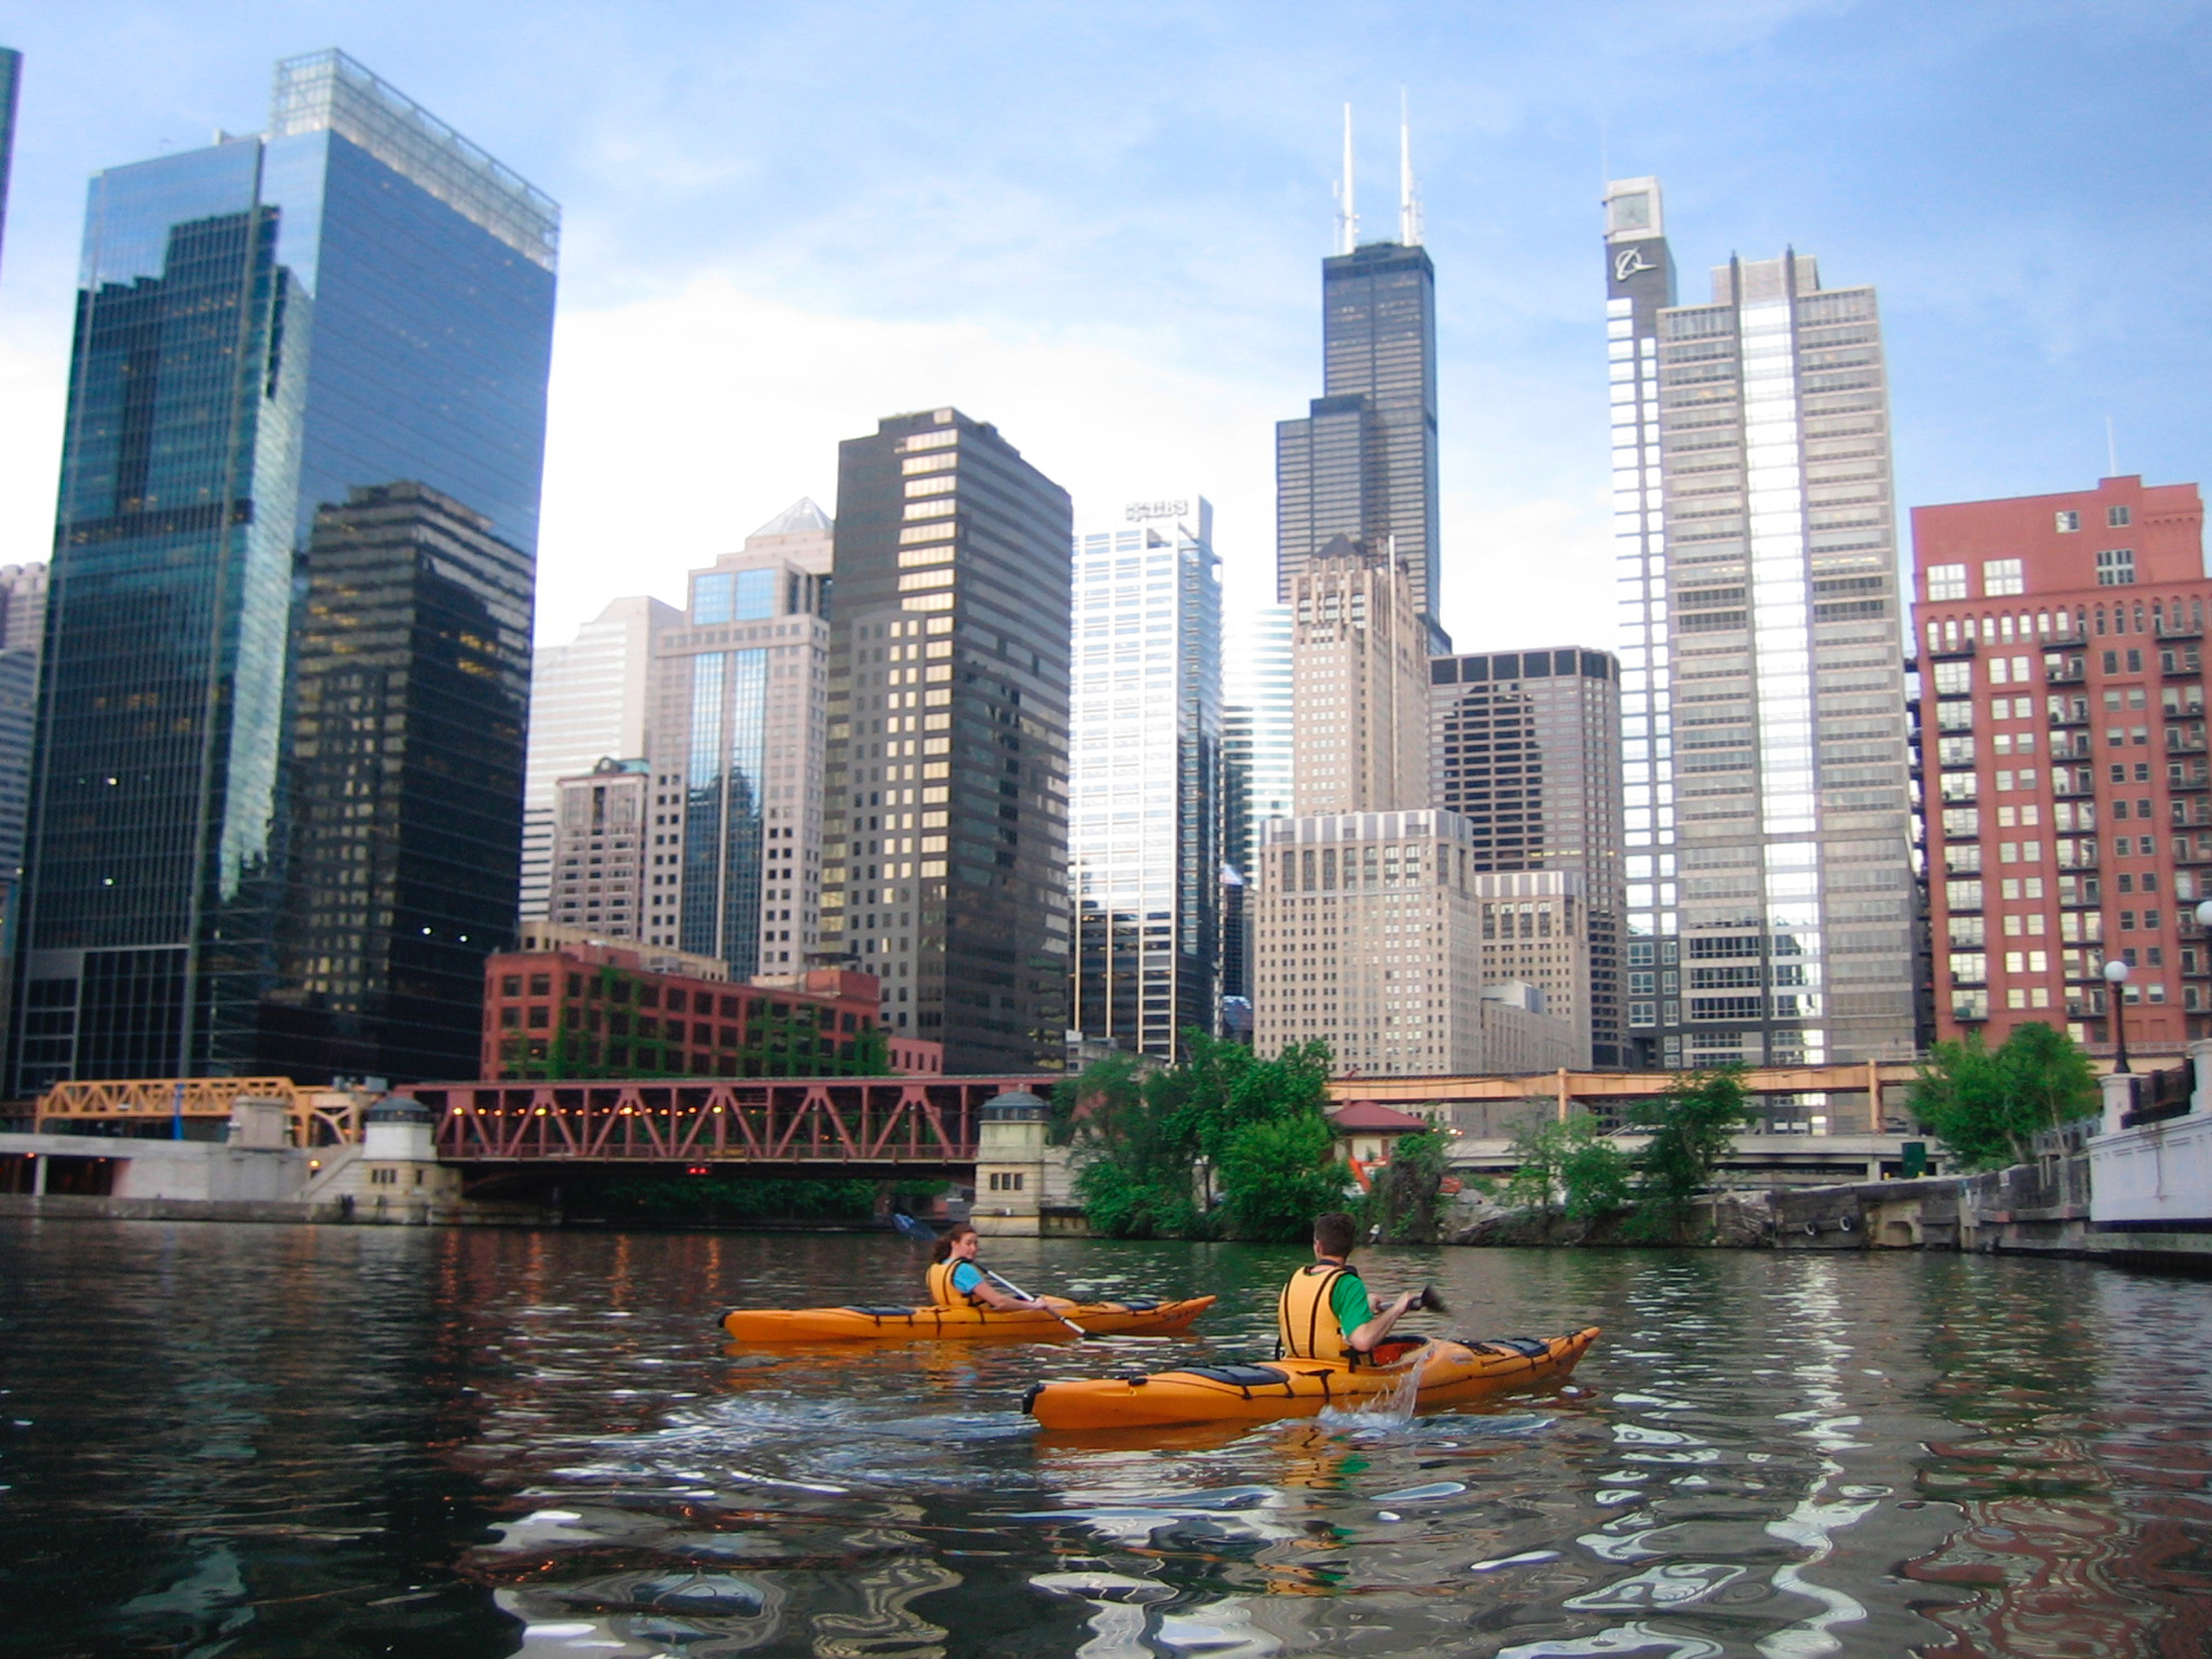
top-left (1277, 242), bottom-right (1443, 650)
top-left (0, 48), bottom-right (20, 277)
top-left (1430, 646), bottom-right (1627, 1065)
top-left (823, 408), bottom-right (1073, 1072)
top-left (266, 483), bottom-right (532, 1082)
top-left (11, 51), bottom-right (556, 1092)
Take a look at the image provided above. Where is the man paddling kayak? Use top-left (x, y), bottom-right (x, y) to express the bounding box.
top-left (1278, 1210), bottom-right (1432, 1362)
top-left (926, 1222), bottom-right (1064, 1313)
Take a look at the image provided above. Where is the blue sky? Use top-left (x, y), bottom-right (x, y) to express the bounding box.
top-left (3, 1), bottom-right (2209, 649)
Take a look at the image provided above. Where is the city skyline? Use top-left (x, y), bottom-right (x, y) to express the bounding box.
top-left (2, 9), bottom-right (2209, 663)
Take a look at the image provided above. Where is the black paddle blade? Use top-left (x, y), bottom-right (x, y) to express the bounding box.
top-left (890, 1212), bottom-right (939, 1244)
top-left (1417, 1284), bottom-right (1450, 1315)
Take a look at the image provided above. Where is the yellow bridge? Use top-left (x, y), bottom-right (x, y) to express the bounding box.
top-left (33, 1078), bottom-right (368, 1144)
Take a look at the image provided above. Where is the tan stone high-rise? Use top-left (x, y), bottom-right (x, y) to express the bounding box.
top-left (1290, 536), bottom-right (1429, 814)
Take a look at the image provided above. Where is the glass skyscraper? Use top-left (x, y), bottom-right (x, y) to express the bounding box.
top-left (0, 48), bottom-right (20, 278)
top-left (1604, 176), bottom-right (1917, 1071)
top-left (823, 408), bottom-right (1072, 1071)
top-left (12, 51), bottom-right (556, 1091)
top-left (1276, 241), bottom-right (1443, 650)
top-left (1067, 494), bottom-right (1222, 1059)
top-left (1220, 602), bottom-right (1292, 1023)
top-left (648, 500), bottom-right (832, 976)
top-left (268, 483), bottom-right (533, 1083)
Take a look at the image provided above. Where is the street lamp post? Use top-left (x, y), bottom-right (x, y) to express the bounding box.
top-left (2103, 958), bottom-right (2132, 1074)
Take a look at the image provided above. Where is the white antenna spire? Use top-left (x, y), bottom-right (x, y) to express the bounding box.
top-left (1398, 88), bottom-right (1422, 246)
top-left (1333, 103), bottom-right (1358, 255)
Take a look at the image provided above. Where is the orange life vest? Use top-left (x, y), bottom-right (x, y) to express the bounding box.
top-left (926, 1258), bottom-right (983, 1309)
top-left (1277, 1262), bottom-right (1358, 1362)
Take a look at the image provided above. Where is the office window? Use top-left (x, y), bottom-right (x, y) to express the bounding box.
top-left (2108, 505), bottom-right (2132, 528)
top-left (1927, 564), bottom-right (1968, 602)
top-left (2055, 510), bottom-right (2081, 532)
top-left (1983, 559), bottom-right (2025, 597)
top-left (2097, 549), bottom-right (2136, 586)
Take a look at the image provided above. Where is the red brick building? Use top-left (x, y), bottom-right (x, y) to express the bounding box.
top-left (481, 941), bottom-right (943, 1080)
top-left (1914, 475), bottom-right (2209, 1057)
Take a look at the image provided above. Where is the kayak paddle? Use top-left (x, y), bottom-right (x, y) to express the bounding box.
top-left (890, 1212), bottom-right (1102, 1340)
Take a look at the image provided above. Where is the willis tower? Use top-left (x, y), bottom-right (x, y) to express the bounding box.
top-left (1275, 106), bottom-right (1445, 653)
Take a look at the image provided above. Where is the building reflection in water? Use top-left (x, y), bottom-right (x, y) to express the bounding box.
top-left (1899, 1263), bottom-right (2204, 1658)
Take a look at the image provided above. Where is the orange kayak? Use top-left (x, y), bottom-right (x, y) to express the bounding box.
top-left (1024, 1328), bottom-right (1599, 1429)
top-left (721, 1294), bottom-right (1215, 1343)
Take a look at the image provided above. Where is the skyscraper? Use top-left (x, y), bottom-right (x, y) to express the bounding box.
top-left (1276, 113), bottom-right (1443, 650)
top-left (1289, 538), bottom-right (1429, 815)
top-left (1431, 645), bottom-right (1626, 1064)
top-left (0, 49), bottom-right (20, 278)
top-left (1067, 493), bottom-right (1222, 1059)
top-left (1604, 176), bottom-right (1918, 1070)
top-left (1913, 474), bottom-right (2209, 1058)
top-left (267, 482), bottom-right (533, 1083)
top-left (823, 408), bottom-right (1073, 1071)
top-left (11, 51), bottom-right (557, 1092)
top-left (1220, 602), bottom-right (1293, 1022)
top-left (520, 596), bottom-right (681, 921)
top-left (546, 759), bottom-right (651, 940)
top-left (648, 500), bottom-right (832, 976)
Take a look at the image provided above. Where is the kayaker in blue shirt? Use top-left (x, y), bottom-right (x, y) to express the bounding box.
top-left (926, 1222), bottom-right (1050, 1311)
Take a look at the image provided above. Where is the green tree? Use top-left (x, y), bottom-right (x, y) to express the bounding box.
top-left (1623, 1068), bottom-right (1751, 1244)
top-left (1504, 1111), bottom-right (1631, 1223)
top-left (1364, 1127), bottom-right (1455, 1243)
top-left (1908, 1022), bottom-right (2100, 1171)
top-left (1214, 1112), bottom-right (1349, 1242)
top-left (1068, 1030), bottom-right (1345, 1239)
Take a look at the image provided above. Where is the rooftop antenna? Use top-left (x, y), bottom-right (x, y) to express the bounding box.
top-left (1333, 103), bottom-right (1358, 255)
top-left (2105, 415), bottom-right (2119, 478)
top-left (1398, 88), bottom-right (1422, 246)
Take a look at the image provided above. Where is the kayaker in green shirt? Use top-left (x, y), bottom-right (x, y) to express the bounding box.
top-left (1278, 1210), bottom-right (1427, 1362)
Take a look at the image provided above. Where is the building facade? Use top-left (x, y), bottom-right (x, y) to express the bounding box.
top-left (1289, 538), bottom-right (1429, 816)
top-left (546, 759), bottom-right (649, 940)
top-left (12, 51), bottom-right (557, 1092)
top-left (482, 943), bottom-right (939, 1080)
top-left (1602, 175), bottom-right (1918, 1072)
top-left (647, 500), bottom-right (832, 972)
top-left (1431, 645), bottom-right (1626, 1064)
top-left (1473, 871), bottom-right (1594, 1068)
top-left (1220, 602), bottom-right (1293, 1025)
top-left (1066, 494), bottom-right (1222, 1059)
top-left (1276, 241), bottom-right (1444, 649)
top-left (520, 595), bottom-right (681, 921)
top-left (261, 482), bottom-right (532, 1083)
top-left (0, 563), bottom-right (47, 907)
top-left (1254, 810), bottom-right (1487, 1076)
top-left (823, 408), bottom-right (1073, 1071)
top-left (1914, 474), bottom-right (2210, 1057)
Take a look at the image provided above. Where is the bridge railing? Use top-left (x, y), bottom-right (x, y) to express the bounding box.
top-left (408, 1075), bottom-right (1055, 1165)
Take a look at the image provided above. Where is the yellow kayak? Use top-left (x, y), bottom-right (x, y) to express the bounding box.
top-left (720, 1294), bottom-right (1215, 1343)
top-left (1023, 1328), bottom-right (1600, 1429)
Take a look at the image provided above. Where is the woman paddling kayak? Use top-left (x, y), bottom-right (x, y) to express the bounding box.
top-left (927, 1222), bottom-right (1064, 1312)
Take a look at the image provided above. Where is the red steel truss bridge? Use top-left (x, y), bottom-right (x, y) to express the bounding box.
top-left (405, 1074), bottom-right (1056, 1175)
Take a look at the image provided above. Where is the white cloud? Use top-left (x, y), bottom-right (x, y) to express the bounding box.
top-left (535, 275), bottom-right (1292, 643)
top-left (1436, 488), bottom-right (1615, 656)
top-left (0, 323), bottom-right (67, 570)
